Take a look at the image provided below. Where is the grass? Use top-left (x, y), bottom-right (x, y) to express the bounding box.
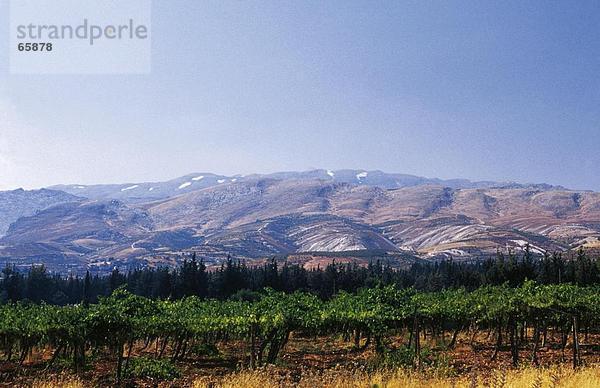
top-left (192, 366), bottom-right (600, 388)
top-left (31, 374), bottom-right (85, 388)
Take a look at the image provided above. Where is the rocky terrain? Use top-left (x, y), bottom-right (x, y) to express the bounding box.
top-left (0, 170), bottom-right (598, 273)
top-left (0, 188), bottom-right (80, 235)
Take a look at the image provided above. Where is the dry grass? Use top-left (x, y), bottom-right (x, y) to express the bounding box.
top-left (30, 374), bottom-right (84, 388)
top-left (193, 366), bottom-right (600, 388)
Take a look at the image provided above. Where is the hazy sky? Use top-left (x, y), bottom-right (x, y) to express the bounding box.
top-left (1, 0), bottom-right (599, 190)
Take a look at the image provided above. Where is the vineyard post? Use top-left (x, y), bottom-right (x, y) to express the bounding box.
top-left (123, 337), bottom-right (134, 376)
top-left (250, 323), bottom-right (257, 369)
top-left (509, 316), bottom-right (519, 367)
top-left (491, 319), bottom-right (502, 361)
top-left (572, 314), bottom-right (580, 369)
top-left (541, 324), bottom-right (548, 348)
top-left (413, 312), bottom-right (421, 369)
top-left (116, 342), bottom-right (124, 384)
top-left (530, 319), bottom-right (540, 366)
top-left (561, 322), bottom-right (569, 361)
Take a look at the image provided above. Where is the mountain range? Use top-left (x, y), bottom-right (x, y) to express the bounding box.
top-left (0, 169), bottom-right (598, 274)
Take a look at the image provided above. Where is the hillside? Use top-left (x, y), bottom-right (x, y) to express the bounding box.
top-left (0, 171), bottom-right (598, 273)
top-left (0, 188), bottom-right (80, 235)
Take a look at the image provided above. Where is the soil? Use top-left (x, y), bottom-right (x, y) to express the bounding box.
top-left (0, 331), bottom-right (598, 387)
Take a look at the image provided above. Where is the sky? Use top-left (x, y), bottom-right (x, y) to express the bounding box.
top-left (0, 0), bottom-right (599, 190)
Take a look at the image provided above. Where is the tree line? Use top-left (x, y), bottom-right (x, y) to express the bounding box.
top-left (0, 246), bottom-right (598, 305)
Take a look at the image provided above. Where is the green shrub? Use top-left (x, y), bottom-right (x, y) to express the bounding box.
top-left (191, 342), bottom-right (220, 357)
top-left (48, 353), bottom-right (96, 372)
top-left (125, 357), bottom-right (180, 380)
top-left (368, 345), bottom-right (452, 372)
top-left (369, 345), bottom-right (415, 369)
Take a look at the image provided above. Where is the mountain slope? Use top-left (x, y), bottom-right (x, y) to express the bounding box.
top-left (0, 189), bottom-right (80, 236)
top-left (139, 180), bottom-right (600, 259)
top-left (0, 199), bottom-right (154, 271)
top-left (0, 171), bottom-right (597, 273)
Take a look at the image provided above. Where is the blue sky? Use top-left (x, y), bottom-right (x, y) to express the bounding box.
top-left (0, 0), bottom-right (599, 190)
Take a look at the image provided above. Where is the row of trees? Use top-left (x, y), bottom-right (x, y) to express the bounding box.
top-left (1, 248), bottom-right (598, 304)
top-left (1, 282), bottom-right (598, 382)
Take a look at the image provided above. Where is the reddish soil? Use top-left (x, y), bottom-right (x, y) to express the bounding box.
top-left (0, 331), bottom-right (598, 387)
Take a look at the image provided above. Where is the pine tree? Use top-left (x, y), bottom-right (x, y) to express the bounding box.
top-left (83, 271), bottom-right (91, 306)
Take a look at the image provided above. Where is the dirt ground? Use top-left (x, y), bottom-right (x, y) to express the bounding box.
top-left (0, 331), bottom-right (598, 387)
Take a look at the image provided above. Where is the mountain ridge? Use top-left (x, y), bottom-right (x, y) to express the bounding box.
top-left (0, 170), bottom-right (597, 274)
top-left (48, 169), bottom-right (570, 202)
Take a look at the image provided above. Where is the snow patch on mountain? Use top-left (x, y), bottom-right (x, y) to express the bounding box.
top-left (178, 182), bottom-right (192, 189)
top-left (121, 185), bottom-right (139, 192)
